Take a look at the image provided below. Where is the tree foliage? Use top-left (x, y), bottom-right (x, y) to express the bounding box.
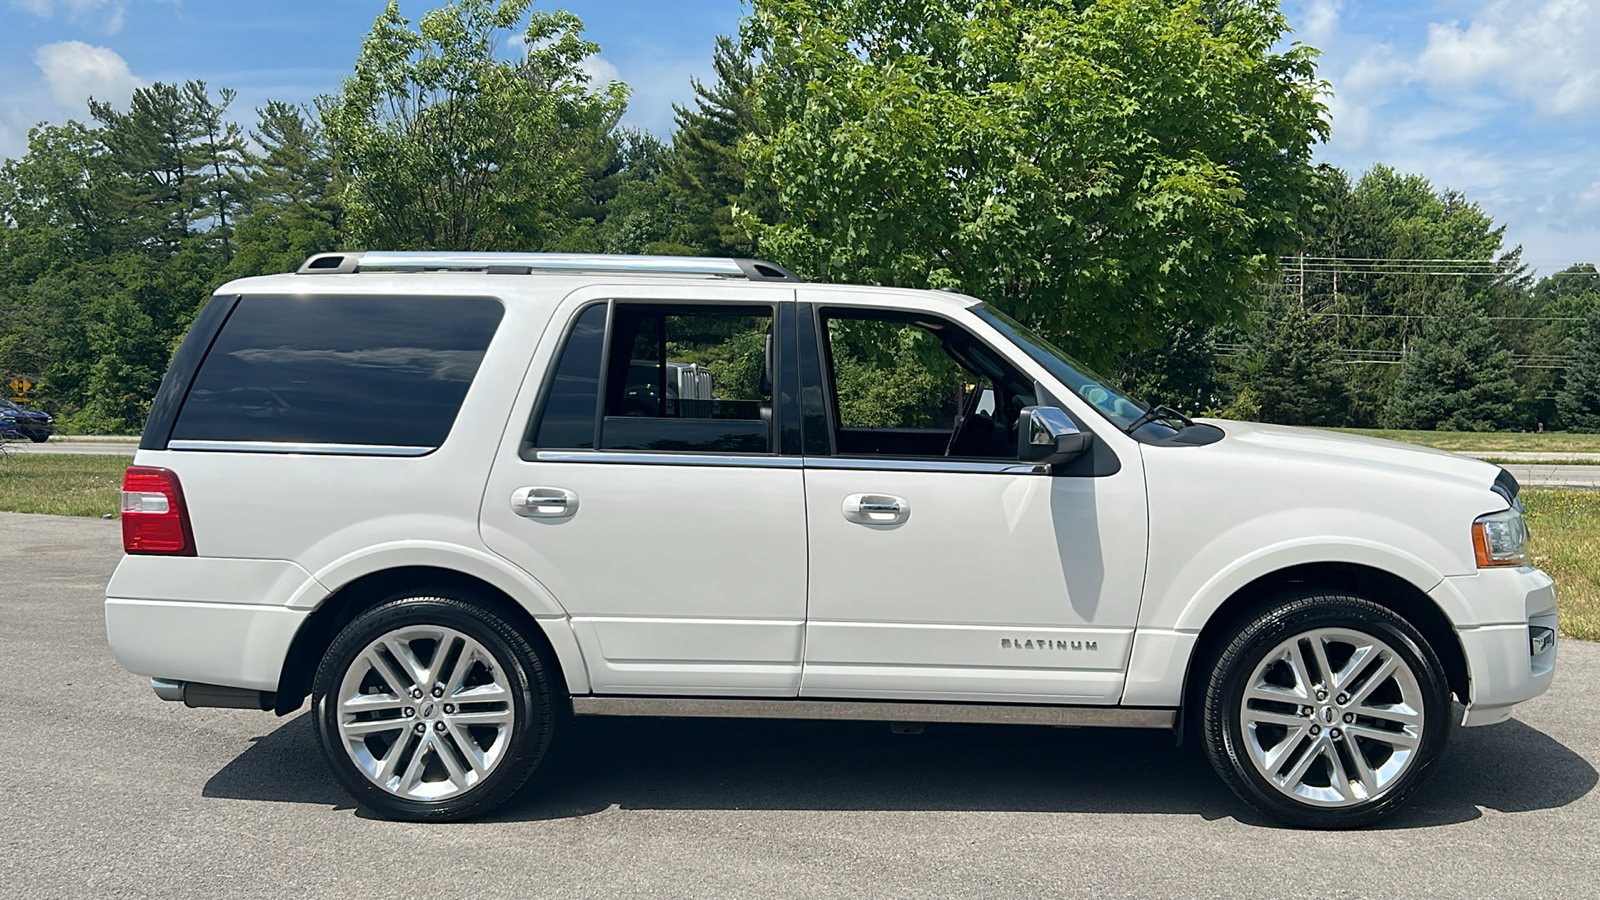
top-left (1220, 294), bottom-right (1350, 425)
top-left (667, 35), bottom-right (775, 258)
top-left (2, 0), bottom-right (1596, 437)
top-left (324, 0), bottom-right (627, 250)
top-left (1382, 289), bottom-right (1520, 431)
top-left (742, 0), bottom-right (1328, 367)
top-left (1556, 304), bottom-right (1600, 432)
top-left (1, 82), bottom-right (250, 430)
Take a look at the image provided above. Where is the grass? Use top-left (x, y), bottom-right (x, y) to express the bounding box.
top-left (1330, 428), bottom-right (1600, 453)
top-left (0, 452), bottom-right (130, 517)
top-left (2, 453), bottom-right (1596, 639)
top-left (1522, 489), bottom-right (1600, 641)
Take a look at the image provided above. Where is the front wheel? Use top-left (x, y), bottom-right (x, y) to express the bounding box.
top-left (311, 591), bottom-right (557, 821)
top-left (1202, 592), bottom-right (1452, 828)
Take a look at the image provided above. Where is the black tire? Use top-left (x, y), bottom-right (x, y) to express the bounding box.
top-left (28, 433), bottom-right (49, 443)
top-left (1201, 591), bottom-right (1452, 829)
top-left (311, 590), bottom-right (557, 822)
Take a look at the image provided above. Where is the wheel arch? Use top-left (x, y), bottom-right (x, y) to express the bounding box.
top-left (1178, 562), bottom-right (1470, 736)
top-left (272, 565), bottom-right (586, 715)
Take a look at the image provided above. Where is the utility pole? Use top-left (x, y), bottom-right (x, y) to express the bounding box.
top-left (1299, 254), bottom-right (1305, 309)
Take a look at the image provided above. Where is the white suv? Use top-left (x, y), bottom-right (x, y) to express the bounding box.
top-left (106, 251), bottom-right (1557, 827)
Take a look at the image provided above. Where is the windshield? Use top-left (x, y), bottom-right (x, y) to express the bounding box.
top-left (0, 399), bottom-right (19, 411)
top-left (973, 304), bottom-right (1149, 431)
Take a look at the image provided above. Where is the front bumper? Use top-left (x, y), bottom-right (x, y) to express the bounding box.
top-left (1432, 567), bottom-right (1558, 726)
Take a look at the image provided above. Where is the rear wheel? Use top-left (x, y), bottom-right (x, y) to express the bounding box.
top-left (1202, 591), bottom-right (1452, 828)
top-left (311, 591), bottom-right (556, 821)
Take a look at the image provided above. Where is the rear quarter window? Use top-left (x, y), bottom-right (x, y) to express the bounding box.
top-left (170, 295), bottom-right (504, 449)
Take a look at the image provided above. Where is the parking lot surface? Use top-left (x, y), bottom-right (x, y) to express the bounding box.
top-left (3, 510), bottom-right (1597, 899)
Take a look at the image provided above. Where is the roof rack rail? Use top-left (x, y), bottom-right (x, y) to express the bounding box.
top-left (295, 251), bottom-right (802, 283)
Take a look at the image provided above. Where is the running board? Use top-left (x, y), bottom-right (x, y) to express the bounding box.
top-left (571, 697), bottom-right (1174, 729)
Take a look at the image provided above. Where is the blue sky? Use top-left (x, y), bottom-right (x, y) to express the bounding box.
top-left (2, 0), bottom-right (1596, 274)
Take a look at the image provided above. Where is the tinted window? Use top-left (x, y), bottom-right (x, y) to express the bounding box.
top-left (172, 295), bottom-right (503, 448)
top-left (529, 303), bottom-right (607, 449)
top-left (599, 305), bottom-right (773, 453)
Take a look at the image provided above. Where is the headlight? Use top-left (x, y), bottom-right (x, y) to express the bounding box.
top-left (1473, 504), bottom-right (1530, 568)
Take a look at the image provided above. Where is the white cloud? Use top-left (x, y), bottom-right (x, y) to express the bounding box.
top-left (578, 53), bottom-right (620, 87)
top-left (1301, 0), bottom-right (1343, 43)
top-left (11, 0), bottom-right (126, 34)
top-left (34, 41), bottom-right (140, 110)
top-left (1417, 0), bottom-right (1600, 114)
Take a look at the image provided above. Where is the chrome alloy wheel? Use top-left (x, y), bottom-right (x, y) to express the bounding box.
top-left (335, 625), bottom-right (516, 801)
top-left (1239, 627), bottom-right (1426, 807)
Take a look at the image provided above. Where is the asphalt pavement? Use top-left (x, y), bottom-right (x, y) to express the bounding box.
top-left (2, 510), bottom-right (1598, 899)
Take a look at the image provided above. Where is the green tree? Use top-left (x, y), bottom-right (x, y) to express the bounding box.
top-left (230, 100), bottom-right (344, 276)
top-left (1118, 323), bottom-right (1220, 417)
top-left (1221, 294), bottom-right (1350, 425)
top-left (1287, 164), bottom-right (1530, 426)
top-left (1, 82), bottom-right (247, 431)
top-left (553, 129), bottom-right (699, 255)
top-left (1382, 289), bottom-right (1520, 431)
top-left (324, 0), bottom-right (628, 250)
top-left (1556, 304), bottom-right (1600, 432)
top-left (741, 0), bottom-right (1328, 367)
top-left (667, 34), bottom-right (775, 257)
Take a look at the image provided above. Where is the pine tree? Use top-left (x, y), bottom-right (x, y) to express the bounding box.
top-left (1382, 288), bottom-right (1520, 431)
top-left (1118, 323), bottom-right (1220, 416)
top-left (188, 84), bottom-right (249, 263)
top-left (1223, 295), bottom-right (1351, 426)
top-left (666, 34), bottom-right (774, 256)
top-left (230, 101), bottom-right (343, 275)
top-left (1556, 305), bottom-right (1600, 431)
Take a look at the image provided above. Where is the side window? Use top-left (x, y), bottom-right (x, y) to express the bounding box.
top-left (821, 311), bottom-right (1033, 459)
top-left (171, 295), bottom-right (503, 449)
top-left (828, 318), bottom-right (966, 430)
top-left (528, 303), bottom-right (607, 449)
top-left (599, 305), bottom-right (774, 453)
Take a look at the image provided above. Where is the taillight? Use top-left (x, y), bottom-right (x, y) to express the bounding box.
top-left (122, 466), bottom-right (196, 556)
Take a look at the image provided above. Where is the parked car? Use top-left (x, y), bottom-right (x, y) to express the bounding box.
top-left (106, 251), bottom-right (1556, 828)
top-left (0, 397), bottom-right (52, 442)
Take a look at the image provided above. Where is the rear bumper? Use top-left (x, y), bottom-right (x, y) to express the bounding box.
top-left (103, 554), bottom-right (324, 692)
top-left (105, 598), bottom-right (309, 692)
top-left (1433, 568), bottom-right (1558, 726)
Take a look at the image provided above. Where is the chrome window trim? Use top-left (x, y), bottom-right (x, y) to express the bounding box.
top-left (534, 450), bottom-right (803, 468)
top-left (166, 440), bottom-right (434, 457)
top-left (805, 457), bottom-right (1048, 475)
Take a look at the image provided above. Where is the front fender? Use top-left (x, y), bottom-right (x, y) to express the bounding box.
top-left (1168, 536), bottom-right (1454, 633)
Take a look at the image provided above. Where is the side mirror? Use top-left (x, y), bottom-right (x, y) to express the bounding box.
top-left (1017, 406), bottom-right (1092, 465)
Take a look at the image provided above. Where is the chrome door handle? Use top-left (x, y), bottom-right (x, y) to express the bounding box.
top-left (843, 493), bottom-right (909, 525)
top-left (512, 486), bottom-right (579, 518)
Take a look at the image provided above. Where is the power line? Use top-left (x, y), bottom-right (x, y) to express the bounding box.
top-left (1277, 256), bottom-right (1599, 278)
